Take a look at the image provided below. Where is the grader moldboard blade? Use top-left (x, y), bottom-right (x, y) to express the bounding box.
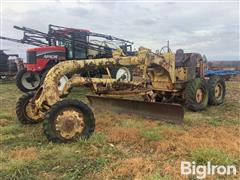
top-left (87, 95), bottom-right (184, 124)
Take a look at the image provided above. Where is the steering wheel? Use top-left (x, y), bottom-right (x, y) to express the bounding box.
top-left (159, 46), bottom-right (172, 54)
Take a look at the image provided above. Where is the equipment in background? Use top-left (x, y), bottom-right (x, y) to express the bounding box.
top-left (0, 24), bottom-right (134, 92)
top-left (0, 50), bottom-right (23, 80)
top-left (207, 61), bottom-right (240, 71)
top-left (206, 61), bottom-right (240, 80)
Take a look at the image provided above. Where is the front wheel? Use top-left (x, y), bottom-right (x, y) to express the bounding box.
top-left (207, 76), bottom-right (225, 105)
top-left (185, 78), bottom-right (209, 111)
top-left (16, 69), bottom-right (41, 92)
top-left (43, 99), bottom-right (95, 143)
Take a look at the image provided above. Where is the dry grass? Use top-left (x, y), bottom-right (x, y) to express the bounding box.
top-left (0, 118), bottom-right (11, 126)
top-left (106, 127), bottom-right (141, 144)
top-left (37, 171), bottom-right (59, 180)
top-left (113, 157), bottom-right (155, 178)
top-left (10, 147), bottom-right (39, 160)
top-left (0, 80), bottom-right (239, 179)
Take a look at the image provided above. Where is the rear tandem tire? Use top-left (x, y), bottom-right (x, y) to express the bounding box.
top-left (43, 99), bottom-right (95, 143)
top-left (16, 92), bottom-right (43, 124)
top-left (207, 76), bottom-right (225, 105)
top-left (185, 78), bottom-right (209, 111)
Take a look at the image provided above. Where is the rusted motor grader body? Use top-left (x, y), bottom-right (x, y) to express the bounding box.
top-left (16, 47), bottom-right (225, 142)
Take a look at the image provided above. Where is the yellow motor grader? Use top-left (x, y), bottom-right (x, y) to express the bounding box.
top-left (16, 47), bottom-right (225, 142)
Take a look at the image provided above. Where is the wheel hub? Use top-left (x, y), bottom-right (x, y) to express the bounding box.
top-left (196, 88), bottom-right (204, 103)
top-left (21, 71), bottom-right (41, 89)
top-left (26, 74), bottom-right (37, 83)
top-left (55, 109), bottom-right (84, 139)
top-left (116, 67), bottom-right (131, 81)
top-left (215, 83), bottom-right (222, 98)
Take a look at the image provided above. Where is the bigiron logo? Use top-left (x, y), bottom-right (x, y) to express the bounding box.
top-left (181, 161), bottom-right (237, 179)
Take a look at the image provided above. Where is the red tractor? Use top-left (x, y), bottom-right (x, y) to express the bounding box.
top-left (1, 24), bottom-right (134, 92)
top-left (16, 46), bottom-right (66, 92)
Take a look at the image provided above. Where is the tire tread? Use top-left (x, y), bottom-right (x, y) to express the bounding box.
top-left (43, 99), bottom-right (95, 143)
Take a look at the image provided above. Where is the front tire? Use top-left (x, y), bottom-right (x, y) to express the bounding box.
top-left (16, 69), bottom-right (41, 92)
top-left (207, 76), bottom-right (225, 105)
top-left (16, 92), bottom-right (43, 124)
top-left (185, 78), bottom-right (209, 111)
top-left (43, 99), bottom-right (95, 143)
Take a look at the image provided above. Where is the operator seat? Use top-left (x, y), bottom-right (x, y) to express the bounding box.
top-left (175, 49), bottom-right (203, 79)
top-left (175, 49), bottom-right (185, 67)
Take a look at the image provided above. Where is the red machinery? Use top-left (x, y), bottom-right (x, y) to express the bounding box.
top-left (1, 24), bottom-right (134, 92)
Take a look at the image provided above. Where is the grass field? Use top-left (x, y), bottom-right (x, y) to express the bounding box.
top-left (0, 80), bottom-right (239, 179)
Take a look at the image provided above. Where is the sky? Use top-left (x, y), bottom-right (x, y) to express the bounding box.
top-left (0, 0), bottom-right (239, 61)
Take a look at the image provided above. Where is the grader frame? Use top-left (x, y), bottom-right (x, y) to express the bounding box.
top-left (33, 47), bottom-right (183, 112)
top-left (16, 46), bottom-right (225, 142)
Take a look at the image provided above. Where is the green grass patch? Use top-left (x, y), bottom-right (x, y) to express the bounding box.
top-left (67, 87), bottom-right (92, 103)
top-left (147, 171), bottom-right (173, 180)
top-left (101, 145), bottom-right (126, 159)
top-left (63, 156), bottom-right (109, 179)
top-left (118, 118), bottom-right (145, 128)
top-left (0, 124), bottom-right (23, 135)
top-left (141, 129), bottom-right (163, 141)
top-left (1, 134), bottom-right (45, 148)
top-left (1, 124), bottom-right (46, 149)
top-left (77, 132), bottom-right (107, 147)
top-left (206, 118), bottom-right (223, 126)
top-left (0, 145), bottom-right (110, 179)
top-left (0, 112), bottom-right (15, 121)
top-left (190, 148), bottom-right (235, 166)
top-left (219, 102), bottom-right (239, 112)
top-left (184, 112), bottom-right (205, 125)
top-left (0, 160), bottom-right (38, 180)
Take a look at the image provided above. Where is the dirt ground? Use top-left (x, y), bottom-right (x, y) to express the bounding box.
top-left (0, 78), bottom-right (239, 179)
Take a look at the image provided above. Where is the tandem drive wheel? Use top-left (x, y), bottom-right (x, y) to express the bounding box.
top-left (43, 99), bottom-right (95, 143)
top-left (207, 76), bottom-right (226, 105)
top-left (16, 92), bottom-right (43, 124)
top-left (185, 78), bottom-right (209, 111)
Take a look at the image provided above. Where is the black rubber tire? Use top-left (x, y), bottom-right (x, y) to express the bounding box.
top-left (16, 92), bottom-right (42, 124)
top-left (43, 99), bottom-right (95, 143)
top-left (207, 76), bottom-right (225, 105)
top-left (185, 78), bottom-right (209, 111)
top-left (39, 70), bottom-right (47, 86)
top-left (16, 69), bottom-right (41, 92)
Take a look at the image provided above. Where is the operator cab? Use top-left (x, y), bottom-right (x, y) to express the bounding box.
top-left (175, 49), bottom-right (204, 79)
